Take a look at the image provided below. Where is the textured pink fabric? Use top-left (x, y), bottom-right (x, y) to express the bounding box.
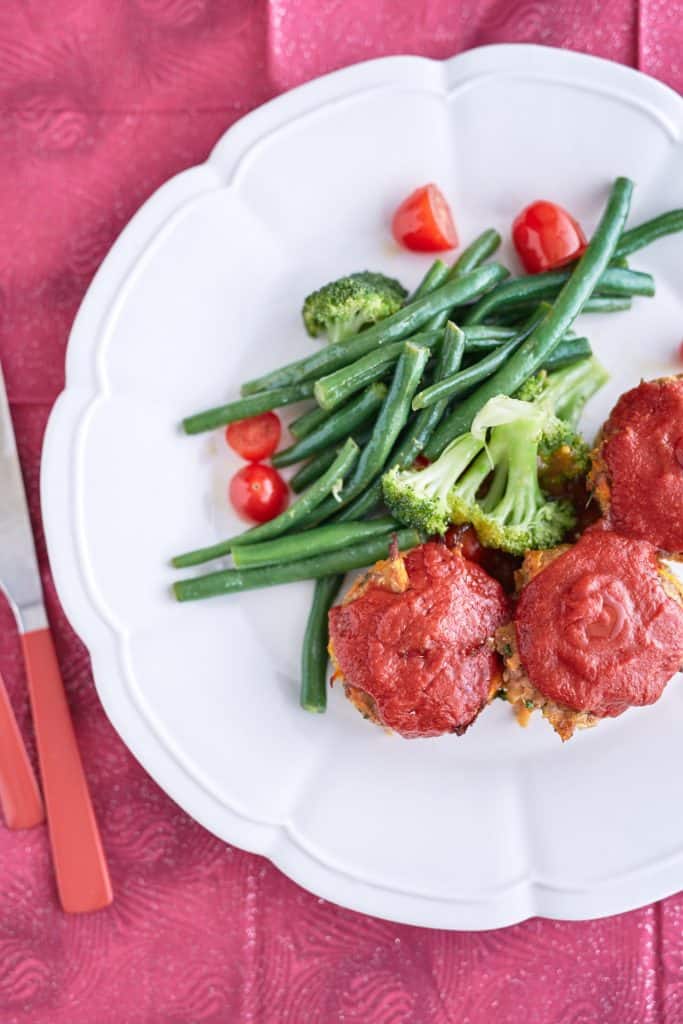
top-left (0, 3), bottom-right (682, 1022)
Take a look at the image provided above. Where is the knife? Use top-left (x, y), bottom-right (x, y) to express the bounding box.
top-left (0, 359), bottom-right (112, 912)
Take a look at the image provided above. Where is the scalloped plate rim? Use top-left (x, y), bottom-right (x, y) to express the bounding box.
top-left (41, 44), bottom-right (683, 930)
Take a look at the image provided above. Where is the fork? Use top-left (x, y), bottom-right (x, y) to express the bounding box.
top-left (0, 668), bottom-right (44, 829)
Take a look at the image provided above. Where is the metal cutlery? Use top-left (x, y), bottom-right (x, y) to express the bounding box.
top-left (0, 360), bottom-right (112, 912)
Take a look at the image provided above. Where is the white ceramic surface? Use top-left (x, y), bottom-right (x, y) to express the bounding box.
top-left (42, 46), bottom-right (683, 930)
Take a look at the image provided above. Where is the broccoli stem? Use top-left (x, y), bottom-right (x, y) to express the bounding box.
top-left (478, 440), bottom-right (508, 512)
top-left (544, 357), bottom-right (609, 428)
top-left (430, 434), bottom-right (485, 496)
top-left (418, 433), bottom-right (486, 523)
top-left (488, 420), bottom-right (543, 524)
top-left (450, 445), bottom-right (491, 508)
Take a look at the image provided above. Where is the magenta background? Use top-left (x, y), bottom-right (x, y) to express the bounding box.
top-left (1, 2), bottom-right (682, 1022)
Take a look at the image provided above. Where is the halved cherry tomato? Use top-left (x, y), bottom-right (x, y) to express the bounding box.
top-left (226, 412), bottom-right (281, 462)
top-left (512, 200), bottom-right (587, 274)
top-left (392, 184), bottom-right (458, 252)
top-left (229, 464), bottom-right (288, 523)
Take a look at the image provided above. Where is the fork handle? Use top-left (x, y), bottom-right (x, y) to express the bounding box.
top-left (21, 628), bottom-right (112, 912)
top-left (0, 668), bottom-right (44, 829)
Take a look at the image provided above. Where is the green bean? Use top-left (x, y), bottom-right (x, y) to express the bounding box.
top-left (289, 427), bottom-right (373, 493)
top-left (410, 259), bottom-right (450, 300)
top-left (172, 438), bottom-right (359, 567)
top-left (182, 381), bottom-right (315, 435)
top-left (463, 279), bottom-right (560, 325)
top-left (484, 308), bottom-right (535, 328)
top-left (463, 265), bottom-right (653, 326)
top-left (312, 325), bottom-right (515, 412)
top-left (290, 448), bottom-right (339, 493)
top-left (329, 342), bottom-right (429, 496)
top-left (232, 519), bottom-right (396, 569)
top-left (335, 324), bottom-right (467, 524)
top-left (424, 228), bottom-right (502, 331)
top-left (614, 209), bottom-right (683, 259)
top-left (463, 326), bottom-right (516, 344)
top-left (296, 342), bottom-right (431, 527)
top-left (541, 336), bottom-right (592, 371)
top-left (471, 301), bottom-right (557, 342)
top-left (502, 294), bottom-right (631, 319)
top-left (289, 404), bottom-right (331, 440)
top-left (333, 480), bottom-right (384, 522)
top-left (426, 176), bottom-right (633, 456)
top-left (491, 295), bottom-right (632, 325)
top-left (240, 264), bottom-right (509, 395)
top-left (273, 383), bottom-right (387, 467)
top-left (458, 332), bottom-right (589, 373)
top-left (580, 296), bottom-right (632, 314)
top-left (594, 267), bottom-right (654, 296)
top-left (300, 575), bottom-right (344, 713)
top-left (173, 529), bottom-right (421, 601)
top-left (564, 253), bottom-right (627, 276)
top-left (413, 333), bottom-right (523, 410)
top-left (465, 311), bottom-right (530, 331)
top-left (392, 323), bottom-right (466, 462)
top-left (313, 339), bottom-right (412, 412)
top-left (453, 229), bottom-right (502, 274)
top-left (413, 305), bottom-right (547, 410)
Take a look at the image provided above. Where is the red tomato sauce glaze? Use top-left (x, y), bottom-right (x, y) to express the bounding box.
top-left (597, 377), bottom-right (683, 552)
top-left (515, 529), bottom-right (683, 718)
top-left (328, 543), bottom-right (510, 738)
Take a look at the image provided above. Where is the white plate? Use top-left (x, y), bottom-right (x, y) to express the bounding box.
top-left (42, 45), bottom-right (683, 930)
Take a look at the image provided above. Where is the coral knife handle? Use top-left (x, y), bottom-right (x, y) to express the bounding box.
top-left (20, 628), bottom-right (112, 912)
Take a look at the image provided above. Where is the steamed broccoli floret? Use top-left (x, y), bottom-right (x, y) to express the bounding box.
top-left (302, 271), bottom-right (407, 344)
top-left (516, 356), bottom-right (608, 481)
top-left (537, 408), bottom-right (593, 493)
top-left (382, 356), bottom-right (607, 554)
top-left (466, 404), bottom-right (577, 553)
top-left (537, 415), bottom-right (590, 477)
top-left (512, 373), bottom-right (547, 404)
top-left (515, 356), bottom-right (609, 429)
top-left (382, 434), bottom-right (485, 536)
top-left (383, 396), bottom-right (576, 554)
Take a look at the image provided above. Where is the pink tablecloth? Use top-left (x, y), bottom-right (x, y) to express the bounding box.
top-left (0, 3), bottom-right (682, 1022)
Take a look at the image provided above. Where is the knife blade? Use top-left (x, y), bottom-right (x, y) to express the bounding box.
top-left (0, 359), bottom-right (47, 632)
